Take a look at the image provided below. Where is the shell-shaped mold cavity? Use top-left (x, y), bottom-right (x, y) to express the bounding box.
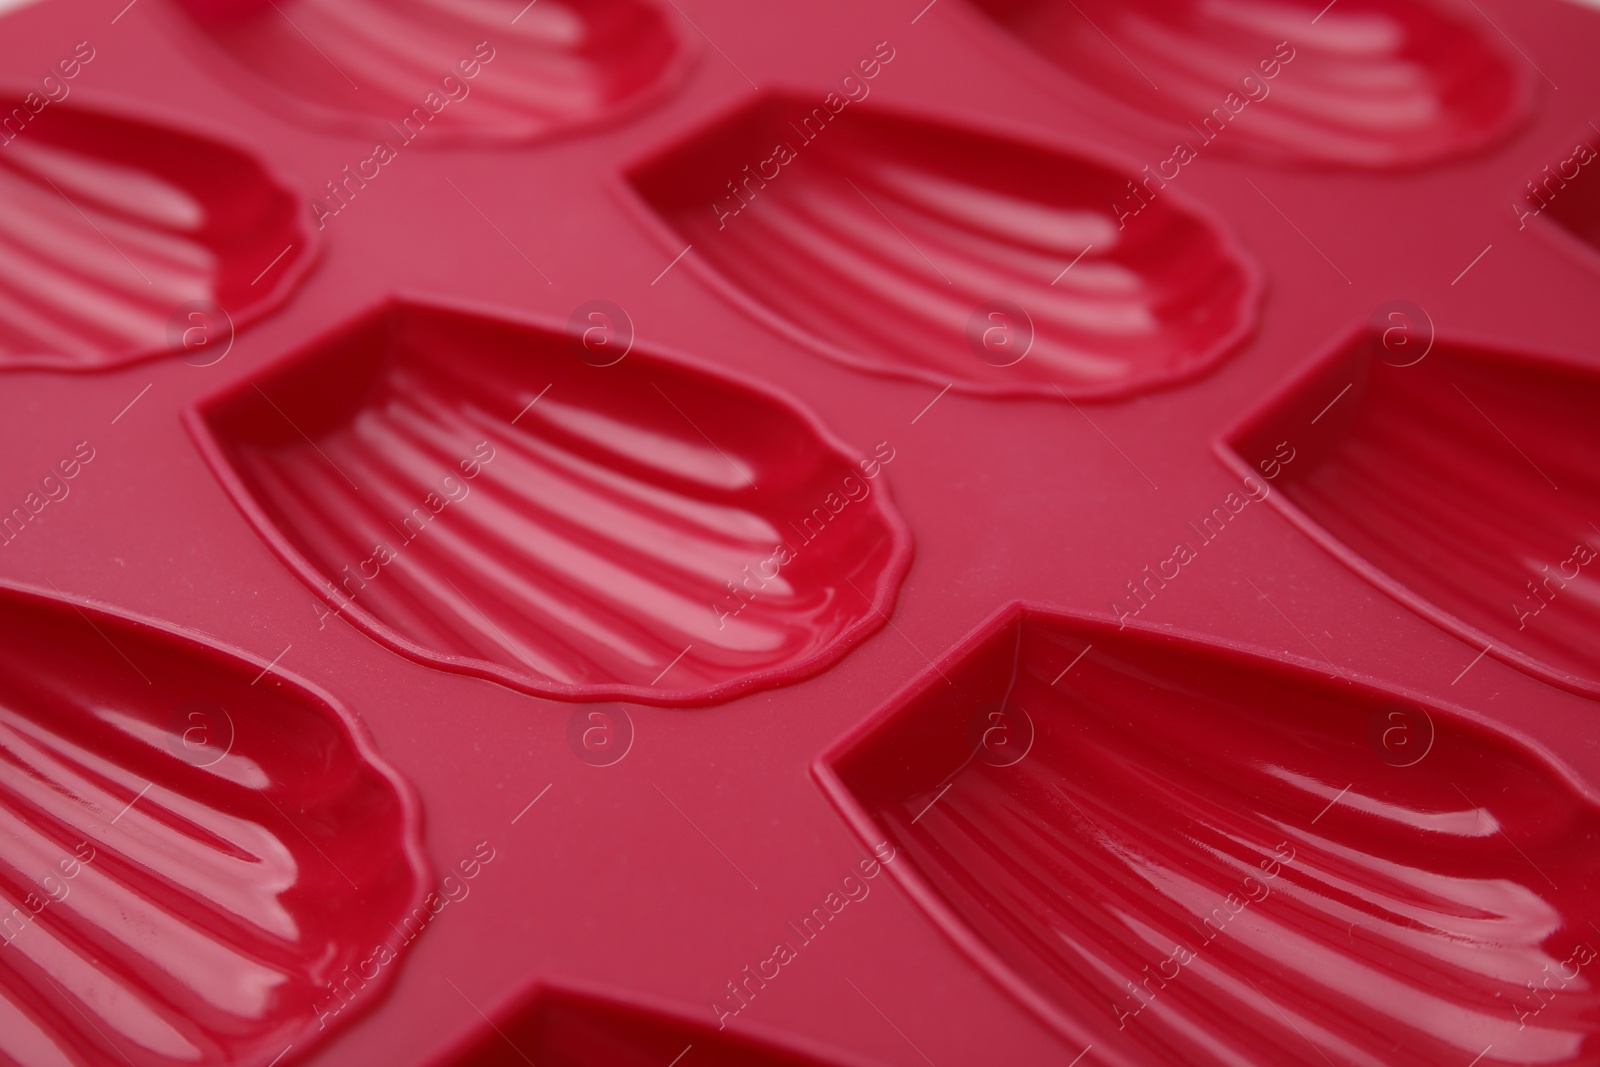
top-left (435, 981), bottom-right (863, 1065)
top-left (967, 0), bottom-right (1528, 168)
top-left (170, 0), bottom-right (688, 144)
top-left (186, 298), bottom-right (912, 706)
top-left (0, 582), bottom-right (426, 1067)
top-left (1221, 328), bottom-right (1600, 699)
top-left (816, 605), bottom-right (1600, 1066)
top-left (0, 100), bottom-right (313, 372)
top-left (626, 95), bottom-right (1259, 400)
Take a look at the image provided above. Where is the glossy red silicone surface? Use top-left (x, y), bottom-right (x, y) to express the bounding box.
top-left (966, 0), bottom-right (1532, 168)
top-left (0, 581), bottom-right (426, 1066)
top-left (625, 95), bottom-right (1262, 400)
top-left (817, 605), bottom-right (1600, 1066)
top-left (1, 0), bottom-right (1598, 1064)
top-left (0, 97), bottom-right (315, 373)
top-left (185, 296), bottom-right (912, 706)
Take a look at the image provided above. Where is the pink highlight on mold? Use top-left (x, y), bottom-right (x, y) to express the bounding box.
top-left (0, 101), bottom-right (314, 372)
top-left (817, 604), bottom-right (1600, 1066)
top-left (626, 95), bottom-right (1260, 400)
top-left (1221, 327), bottom-right (1600, 699)
top-left (169, 0), bottom-right (689, 145)
top-left (186, 297), bottom-right (912, 707)
top-left (969, 0), bottom-right (1530, 168)
top-left (0, 581), bottom-right (427, 1067)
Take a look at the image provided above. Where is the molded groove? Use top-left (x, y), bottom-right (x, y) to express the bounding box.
top-left (171, 0), bottom-right (688, 144)
top-left (968, 0), bottom-right (1528, 168)
top-left (433, 982), bottom-right (862, 1066)
top-left (817, 605), bottom-right (1600, 1066)
top-left (0, 582), bottom-right (426, 1067)
top-left (627, 95), bottom-right (1259, 400)
top-left (1221, 329), bottom-right (1600, 698)
top-left (0, 102), bottom-right (313, 372)
top-left (186, 298), bottom-right (911, 706)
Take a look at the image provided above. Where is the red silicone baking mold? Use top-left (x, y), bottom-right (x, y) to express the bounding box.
top-left (623, 93), bottom-right (1263, 400)
top-left (814, 604), bottom-right (1600, 1067)
top-left (162, 0), bottom-right (695, 147)
top-left (962, 0), bottom-right (1534, 168)
top-left (1, 0), bottom-right (1599, 1063)
top-left (1218, 323), bottom-right (1600, 700)
top-left (0, 580), bottom-right (426, 1067)
top-left (183, 295), bottom-right (913, 707)
top-left (0, 95), bottom-right (316, 373)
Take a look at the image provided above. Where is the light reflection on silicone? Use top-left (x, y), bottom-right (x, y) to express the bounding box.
top-left (628, 95), bottom-right (1259, 399)
top-left (0, 583), bottom-right (425, 1067)
top-left (0, 103), bottom-right (312, 372)
top-left (818, 607), bottom-right (1600, 1066)
top-left (171, 0), bottom-right (687, 144)
top-left (187, 299), bottom-right (911, 706)
top-left (1223, 332), bottom-right (1600, 698)
top-left (968, 0), bottom-right (1527, 167)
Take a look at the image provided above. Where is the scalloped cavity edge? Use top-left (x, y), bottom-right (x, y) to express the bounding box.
top-left (0, 578), bottom-right (431, 1067)
top-left (617, 92), bottom-right (1264, 402)
top-left (0, 89), bottom-right (320, 374)
top-left (812, 601), bottom-right (1600, 1063)
top-left (184, 292), bottom-right (915, 707)
top-left (160, 0), bottom-right (697, 149)
top-left (1216, 322), bottom-right (1600, 700)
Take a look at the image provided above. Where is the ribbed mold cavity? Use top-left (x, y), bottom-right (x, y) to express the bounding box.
top-left (436, 982), bottom-right (857, 1065)
top-left (627, 95), bottom-right (1259, 400)
top-left (968, 0), bottom-right (1528, 168)
top-left (187, 298), bottom-right (912, 706)
top-left (0, 101), bottom-right (313, 372)
top-left (0, 582), bottom-right (426, 1067)
top-left (817, 605), bottom-right (1600, 1066)
top-left (1221, 328), bottom-right (1600, 698)
top-left (170, 0), bottom-right (687, 144)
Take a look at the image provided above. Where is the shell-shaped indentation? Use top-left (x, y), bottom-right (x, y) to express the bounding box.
top-left (438, 982), bottom-right (859, 1065)
top-left (816, 606), bottom-right (1600, 1066)
top-left (0, 582), bottom-right (426, 1067)
top-left (968, 0), bottom-right (1528, 168)
top-left (0, 102), bottom-right (314, 372)
top-left (626, 96), bottom-right (1259, 400)
top-left (1221, 329), bottom-right (1600, 698)
top-left (186, 298), bottom-right (911, 706)
top-left (170, 0), bottom-right (687, 144)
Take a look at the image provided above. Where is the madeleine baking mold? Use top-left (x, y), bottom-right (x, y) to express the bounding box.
top-left (186, 298), bottom-right (912, 706)
top-left (627, 95), bottom-right (1260, 400)
top-left (0, 99), bottom-right (313, 372)
top-left (1220, 326), bottom-right (1600, 698)
top-left (0, 582), bottom-right (426, 1067)
top-left (169, 0), bottom-right (690, 144)
top-left (967, 0), bottom-right (1530, 167)
top-left (816, 605), bottom-right (1600, 1066)
top-left (0, 0), bottom-right (1594, 1062)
